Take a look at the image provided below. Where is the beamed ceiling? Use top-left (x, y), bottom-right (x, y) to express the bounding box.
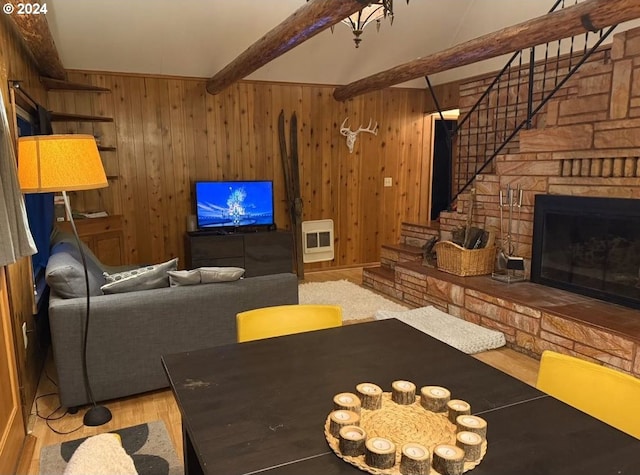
top-left (33, 0), bottom-right (640, 90)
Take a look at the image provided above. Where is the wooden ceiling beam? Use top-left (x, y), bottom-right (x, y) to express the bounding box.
top-left (333, 0), bottom-right (640, 102)
top-left (5, 0), bottom-right (65, 79)
top-left (206, 0), bottom-right (367, 95)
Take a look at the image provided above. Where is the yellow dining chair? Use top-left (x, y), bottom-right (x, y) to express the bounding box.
top-left (536, 350), bottom-right (640, 439)
top-left (236, 304), bottom-right (342, 343)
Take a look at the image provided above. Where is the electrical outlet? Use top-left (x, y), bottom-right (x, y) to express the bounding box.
top-left (384, 177), bottom-right (393, 187)
top-left (22, 322), bottom-right (28, 349)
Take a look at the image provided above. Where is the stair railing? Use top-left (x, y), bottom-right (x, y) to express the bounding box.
top-left (427, 0), bottom-right (617, 207)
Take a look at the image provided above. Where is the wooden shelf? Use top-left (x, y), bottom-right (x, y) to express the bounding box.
top-left (41, 77), bottom-right (111, 92)
top-left (50, 112), bottom-right (114, 122)
top-left (98, 146), bottom-right (117, 152)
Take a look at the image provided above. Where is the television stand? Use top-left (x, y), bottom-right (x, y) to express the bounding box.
top-left (185, 230), bottom-right (293, 277)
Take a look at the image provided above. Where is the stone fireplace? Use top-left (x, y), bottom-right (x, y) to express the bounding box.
top-left (365, 27), bottom-right (640, 377)
top-left (531, 195), bottom-right (640, 310)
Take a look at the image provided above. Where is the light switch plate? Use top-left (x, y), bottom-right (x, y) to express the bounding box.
top-left (384, 177), bottom-right (393, 187)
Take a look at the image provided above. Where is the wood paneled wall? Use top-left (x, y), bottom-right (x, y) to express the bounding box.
top-left (52, 72), bottom-right (433, 269)
top-left (0, 14), bottom-right (48, 431)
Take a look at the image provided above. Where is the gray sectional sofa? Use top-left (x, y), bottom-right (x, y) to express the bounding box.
top-left (46, 234), bottom-right (298, 408)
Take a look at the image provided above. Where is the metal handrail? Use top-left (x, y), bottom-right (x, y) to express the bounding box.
top-left (426, 0), bottom-right (616, 208)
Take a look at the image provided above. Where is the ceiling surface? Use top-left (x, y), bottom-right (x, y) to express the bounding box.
top-left (45, 0), bottom-right (639, 88)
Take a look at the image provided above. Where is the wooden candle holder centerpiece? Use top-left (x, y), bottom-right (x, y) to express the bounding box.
top-left (324, 382), bottom-right (487, 475)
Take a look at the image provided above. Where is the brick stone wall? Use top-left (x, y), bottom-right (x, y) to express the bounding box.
top-left (440, 27), bottom-right (640, 272)
top-left (365, 27), bottom-right (640, 377)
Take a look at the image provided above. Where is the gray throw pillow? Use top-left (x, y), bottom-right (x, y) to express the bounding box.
top-left (199, 267), bottom-right (245, 283)
top-left (167, 269), bottom-right (201, 287)
top-left (101, 258), bottom-right (178, 294)
top-left (46, 242), bottom-right (106, 298)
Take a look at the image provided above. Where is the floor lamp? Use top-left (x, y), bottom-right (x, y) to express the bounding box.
top-left (17, 134), bottom-right (112, 427)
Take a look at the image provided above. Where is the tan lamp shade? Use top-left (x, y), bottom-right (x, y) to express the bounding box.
top-left (18, 134), bottom-right (108, 193)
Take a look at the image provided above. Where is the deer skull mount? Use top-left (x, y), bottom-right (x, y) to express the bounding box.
top-left (340, 117), bottom-right (378, 153)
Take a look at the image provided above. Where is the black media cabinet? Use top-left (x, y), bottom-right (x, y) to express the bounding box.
top-left (185, 230), bottom-right (294, 277)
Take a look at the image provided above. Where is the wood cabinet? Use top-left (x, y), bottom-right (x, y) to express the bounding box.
top-left (185, 231), bottom-right (293, 277)
top-left (57, 215), bottom-right (125, 266)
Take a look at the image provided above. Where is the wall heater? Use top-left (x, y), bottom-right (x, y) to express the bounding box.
top-left (301, 219), bottom-right (334, 263)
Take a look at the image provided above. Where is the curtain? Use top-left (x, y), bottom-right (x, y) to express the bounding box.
top-left (0, 87), bottom-right (36, 266)
top-left (24, 104), bottom-right (54, 275)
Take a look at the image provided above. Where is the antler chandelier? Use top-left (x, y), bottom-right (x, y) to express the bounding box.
top-left (306, 0), bottom-right (409, 48)
top-left (337, 0), bottom-right (408, 48)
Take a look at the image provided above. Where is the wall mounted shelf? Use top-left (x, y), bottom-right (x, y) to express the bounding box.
top-left (41, 77), bottom-right (111, 92)
top-left (50, 112), bottom-right (114, 122)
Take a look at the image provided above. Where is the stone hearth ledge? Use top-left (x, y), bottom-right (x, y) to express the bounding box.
top-left (363, 262), bottom-right (640, 377)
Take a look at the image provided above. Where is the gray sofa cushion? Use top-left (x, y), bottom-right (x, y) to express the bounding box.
top-left (167, 269), bottom-right (201, 286)
top-left (199, 266), bottom-right (245, 283)
top-left (167, 267), bottom-right (246, 286)
top-left (46, 242), bottom-right (106, 298)
top-left (101, 258), bottom-right (178, 294)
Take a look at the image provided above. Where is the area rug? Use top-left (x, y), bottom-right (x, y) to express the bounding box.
top-left (39, 420), bottom-right (182, 475)
top-left (299, 280), bottom-right (408, 321)
top-left (375, 306), bottom-right (506, 354)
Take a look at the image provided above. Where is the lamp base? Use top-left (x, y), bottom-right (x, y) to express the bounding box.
top-left (83, 405), bottom-right (112, 427)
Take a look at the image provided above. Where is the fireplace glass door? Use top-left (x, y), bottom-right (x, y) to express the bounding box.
top-left (531, 195), bottom-right (640, 310)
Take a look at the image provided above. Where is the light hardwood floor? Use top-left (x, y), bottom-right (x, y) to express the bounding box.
top-left (19, 267), bottom-right (539, 474)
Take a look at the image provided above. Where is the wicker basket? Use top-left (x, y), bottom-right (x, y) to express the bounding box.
top-left (435, 241), bottom-right (496, 277)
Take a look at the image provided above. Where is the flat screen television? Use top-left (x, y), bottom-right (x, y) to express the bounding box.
top-left (195, 180), bottom-right (275, 231)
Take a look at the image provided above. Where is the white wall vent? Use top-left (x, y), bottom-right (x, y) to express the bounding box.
top-left (301, 219), bottom-right (334, 263)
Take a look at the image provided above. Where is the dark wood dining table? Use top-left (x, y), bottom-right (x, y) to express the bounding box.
top-left (162, 319), bottom-right (640, 475)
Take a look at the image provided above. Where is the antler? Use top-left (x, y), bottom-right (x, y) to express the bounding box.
top-left (356, 118), bottom-right (378, 136)
top-left (340, 118), bottom-right (379, 136)
top-left (340, 117), bottom-right (352, 137)
top-left (340, 117), bottom-right (379, 153)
